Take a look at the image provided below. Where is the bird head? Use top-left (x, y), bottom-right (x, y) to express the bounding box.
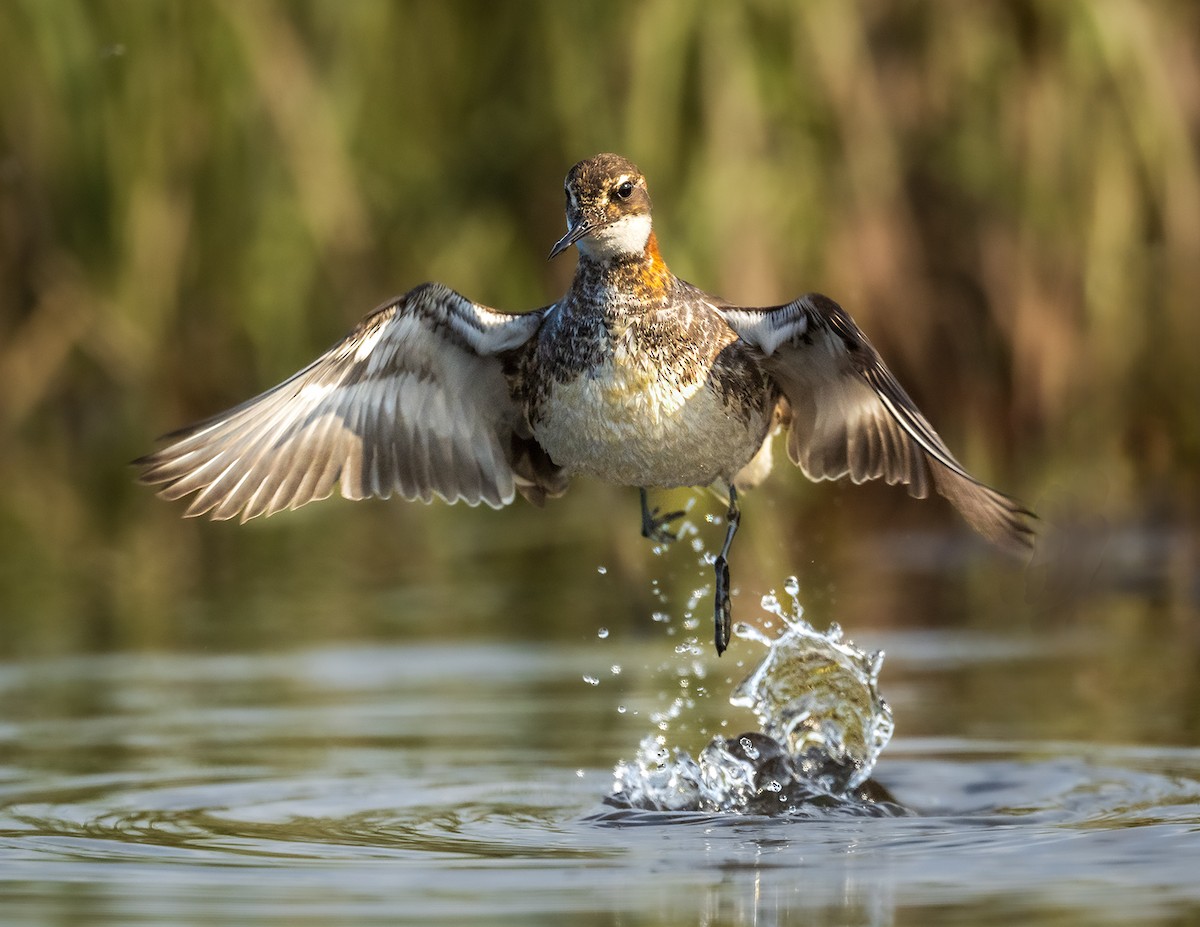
top-left (549, 153), bottom-right (653, 261)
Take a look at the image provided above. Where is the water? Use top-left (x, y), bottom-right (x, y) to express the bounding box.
top-left (608, 580), bottom-right (902, 815)
top-left (3, 589), bottom-right (1200, 925)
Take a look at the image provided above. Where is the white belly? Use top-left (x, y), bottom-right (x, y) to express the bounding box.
top-left (534, 349), bottom-right (767, 488)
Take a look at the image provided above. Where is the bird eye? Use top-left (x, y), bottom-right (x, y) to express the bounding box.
top-left (614, 180), bottom-right (635, 200)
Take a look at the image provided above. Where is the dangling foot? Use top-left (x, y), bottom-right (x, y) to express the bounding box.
top-left (712, 484), bottom-right (741, 656)
top-left (640, 487), bottom-right (685, 544)
top-left (714, 556), bottom-right (733, 656)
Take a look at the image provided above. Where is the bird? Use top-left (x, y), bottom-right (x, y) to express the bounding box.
top-left (136, 152), bottom-right (1035, 655)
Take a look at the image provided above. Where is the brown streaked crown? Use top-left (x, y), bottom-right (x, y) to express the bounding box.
top-left (563, 153), bottom-right (651, 226)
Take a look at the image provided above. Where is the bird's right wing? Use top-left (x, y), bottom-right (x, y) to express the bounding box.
top-left (136, 282), bottom-right (549, 521)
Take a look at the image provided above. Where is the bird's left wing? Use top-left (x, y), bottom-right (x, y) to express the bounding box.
top-left (136, 282), bottom-right (547, 521)
top-left (721, 293), bottom-right (1035, 554)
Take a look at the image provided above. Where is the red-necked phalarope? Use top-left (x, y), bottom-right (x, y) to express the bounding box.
top-left (137, 153), bottom-right (1036, 654)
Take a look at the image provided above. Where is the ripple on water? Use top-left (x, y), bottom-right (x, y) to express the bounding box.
top-left (2, 632), bottom-right (1200, 923)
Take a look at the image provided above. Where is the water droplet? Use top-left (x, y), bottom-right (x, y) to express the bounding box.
top-left (733, 622), bottom-right (773, 647)
top-left (582, 675), bottom-right (599, 686)
top-left (575, 769), bottom-right (585, 778)
top-left (610, 664), bottom-right (622, 675)
top-left (597, 627), bottom-right (609, 639)
top-left (597, 565), bottom-right (608, 575)
top-left (617, 705), bottom-right (627, 714)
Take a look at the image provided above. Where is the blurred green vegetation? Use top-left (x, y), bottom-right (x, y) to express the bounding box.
top-left (1, 0), bottom-right (1197, 653)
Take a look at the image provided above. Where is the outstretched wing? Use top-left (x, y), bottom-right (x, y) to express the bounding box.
top-left (136, 282), bottom-right (547, 521)
top-left (721, 293), bottom-right (1035, 554)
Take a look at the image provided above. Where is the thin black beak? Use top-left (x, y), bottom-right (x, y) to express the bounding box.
top-left (547, 221), bottom-right (593, 260)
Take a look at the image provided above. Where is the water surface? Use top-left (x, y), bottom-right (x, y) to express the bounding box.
top-left (3, 603), bottom-right (1199, 926)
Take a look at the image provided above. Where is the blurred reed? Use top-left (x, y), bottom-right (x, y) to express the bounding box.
top-left (0, 0), bottom-right (1196, 649)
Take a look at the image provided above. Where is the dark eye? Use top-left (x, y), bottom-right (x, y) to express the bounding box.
top-left (614, 180), bottom-right (634, 200)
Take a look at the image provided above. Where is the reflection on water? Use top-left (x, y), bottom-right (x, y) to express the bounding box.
top-left (2, 623), bottom-right (1200, 926)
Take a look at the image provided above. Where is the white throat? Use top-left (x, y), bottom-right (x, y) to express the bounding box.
top-left (577, 213), bottom-right (653, 261)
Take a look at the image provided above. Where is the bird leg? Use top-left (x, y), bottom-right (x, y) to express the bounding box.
top-left (640, 487), bottom-right (685, 544)
top-left (712, 484), bottom-right (740, 656)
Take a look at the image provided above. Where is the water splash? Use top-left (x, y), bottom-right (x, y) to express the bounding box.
top-left (732, 577), bottom-right (894, 792)
top-left (607, 578), bottom-right (905, 817)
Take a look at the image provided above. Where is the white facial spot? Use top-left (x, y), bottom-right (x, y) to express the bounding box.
top-left (577, 213), bottom-right (653, 260)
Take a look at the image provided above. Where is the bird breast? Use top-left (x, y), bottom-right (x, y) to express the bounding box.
top-left (531, 327), bottom-right (771, 489)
